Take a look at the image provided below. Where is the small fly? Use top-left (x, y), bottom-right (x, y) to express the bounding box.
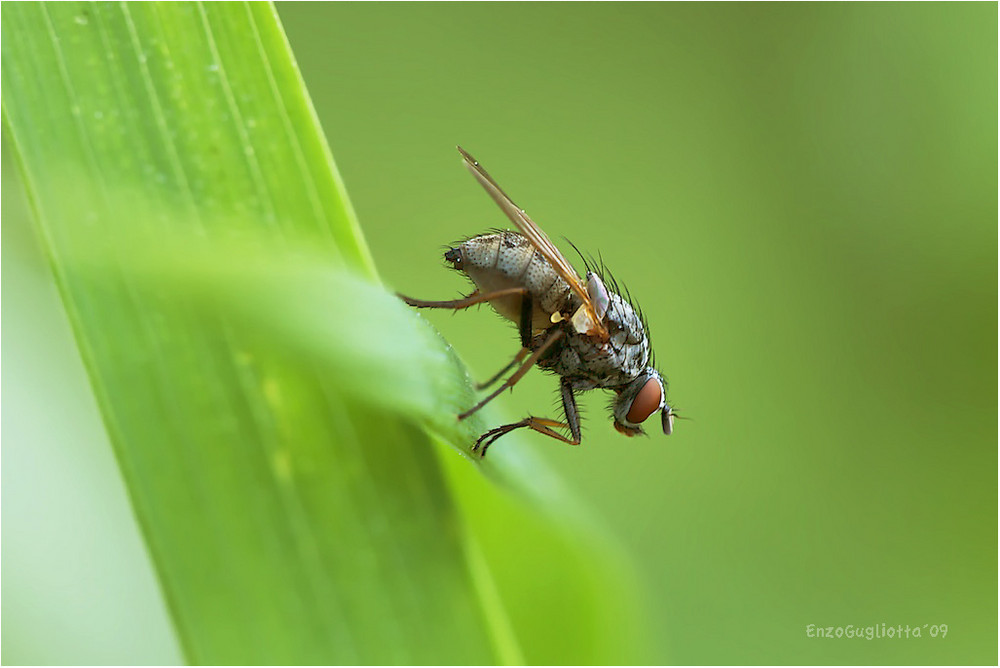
top-left (400, 147), bottom-right (676, 456)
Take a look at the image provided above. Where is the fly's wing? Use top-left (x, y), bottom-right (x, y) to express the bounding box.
top-left (457, 146), bottom-right (608, 341)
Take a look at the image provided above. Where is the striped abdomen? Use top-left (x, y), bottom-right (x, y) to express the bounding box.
top-left (447, 231), bottom-right (575, 332)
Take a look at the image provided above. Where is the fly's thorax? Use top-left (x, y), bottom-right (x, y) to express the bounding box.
top-left (540, 292), bottom-right (650, 389)
top-left (606, 293), bottom-right (647, 351)
top-left (599, 293), bottom-right (651, 381)
top-left (447, 231), bottom-right (573, 329)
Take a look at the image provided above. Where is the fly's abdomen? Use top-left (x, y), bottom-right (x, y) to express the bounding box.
top-left (448, 231), bottom-right (571, 330)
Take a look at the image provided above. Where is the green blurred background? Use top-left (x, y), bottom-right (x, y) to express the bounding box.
top-left (3, 2), bottom-right (996, 664)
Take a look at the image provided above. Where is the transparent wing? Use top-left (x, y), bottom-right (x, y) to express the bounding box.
top-left (457, 146), bottom-right (608, 341)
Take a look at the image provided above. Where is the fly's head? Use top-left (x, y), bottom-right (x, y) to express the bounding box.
top-left (612, 369), bottom-right (675, 437)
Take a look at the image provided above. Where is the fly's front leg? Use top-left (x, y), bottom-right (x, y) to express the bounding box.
top-left (473, 377), bottom-right (582, 457)
top-left (559, 377), bottom-right (583, 444)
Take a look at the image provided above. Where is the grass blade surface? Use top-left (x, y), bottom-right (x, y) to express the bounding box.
top-left (2, 3), bottom-right (495, 663)
top-left (3, 2), bottom-right (648, 664)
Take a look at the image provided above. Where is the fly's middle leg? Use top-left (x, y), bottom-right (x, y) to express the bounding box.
top-left (476, 348), bottom-right (528, 390)
top-left (458, 327), bottom-right (564, 421)
top-left (475, 292), bottom-right (534, 390)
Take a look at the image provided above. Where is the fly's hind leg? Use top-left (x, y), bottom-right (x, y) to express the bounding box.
top-left (398, 287), bottom-right (528, 311)
top-left (473, 377), bottom-right (582, 457)
top-left (400, 287), bottom-right (538, 390)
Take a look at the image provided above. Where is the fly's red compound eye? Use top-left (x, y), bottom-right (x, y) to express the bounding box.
top-left (625, 377), bottom-right (662, 424)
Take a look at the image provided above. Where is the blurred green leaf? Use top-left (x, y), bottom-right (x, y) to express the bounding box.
top-left (2, 2), bottom-right (646, 664)
top-left (1, 2), bottom-right (494, 663)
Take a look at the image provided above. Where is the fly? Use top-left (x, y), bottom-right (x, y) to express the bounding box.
top-left (400, 146), bottom-right (676, 456)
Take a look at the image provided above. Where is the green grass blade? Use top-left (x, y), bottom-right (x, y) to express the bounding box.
top-left (2, 3), bottom-right (495, 663)
top-left (3, 2), bottom-right (649, 664)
